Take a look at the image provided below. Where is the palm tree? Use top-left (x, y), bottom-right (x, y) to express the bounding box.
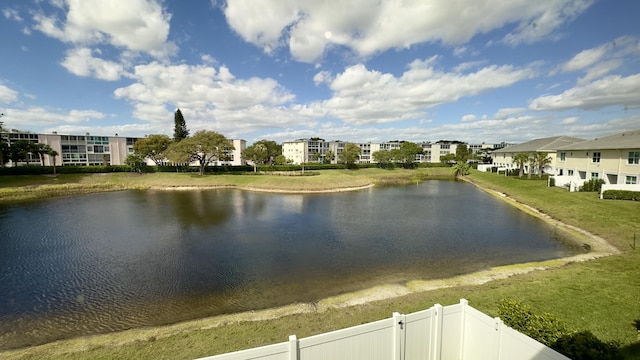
top-left (512, 153), bottom-right (530, 177)
top-left (452, 161), bottom-right (470, 178)
top-left (325, 150), bottom-right (335, 164)
top-left (534, 152), bottom-right (552, 178)
top-left (35, 144), bottom-right (53, 166)
top-left (48, 149), bottom-right (59, 175)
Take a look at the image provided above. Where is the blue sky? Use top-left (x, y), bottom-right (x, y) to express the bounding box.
top-left (1, 0), bottom-right (639, 145)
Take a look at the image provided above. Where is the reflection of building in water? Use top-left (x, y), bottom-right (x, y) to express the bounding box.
top-left (280, 194), bottom-right (304, 213)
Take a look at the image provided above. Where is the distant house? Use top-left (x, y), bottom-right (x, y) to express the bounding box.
top-left (491, 136), bottom-right (585, 176)
top-left (554, 129), bottom-right (640, 191)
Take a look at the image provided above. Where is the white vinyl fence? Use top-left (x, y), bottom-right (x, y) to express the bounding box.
top-left (196, 299), bottom-right (568, 360)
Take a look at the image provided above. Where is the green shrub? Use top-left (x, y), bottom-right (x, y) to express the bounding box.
top-left (497, 298), bottom-right (573, 347)
top-left (552, 331), bottom-right (622, 360)
top-left (497, 299), bottom-right (622, 358)
top-left (602, 190), bottom-right (640, 201)
top-left (580, 179), bottom-right (605, 192)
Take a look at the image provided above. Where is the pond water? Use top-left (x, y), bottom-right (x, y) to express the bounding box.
top-left (0, 180), bottom-right (580, 349)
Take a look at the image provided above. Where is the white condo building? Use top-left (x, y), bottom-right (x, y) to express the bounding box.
top-left (1, 131), bottom-right (246, 167)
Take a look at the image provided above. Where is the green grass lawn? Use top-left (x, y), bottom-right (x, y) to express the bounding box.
top-left (1, 168), bottom-right (638, 359)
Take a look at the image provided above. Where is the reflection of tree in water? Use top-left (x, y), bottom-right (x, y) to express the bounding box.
top-left (167, 190), bottom-right (233, 227)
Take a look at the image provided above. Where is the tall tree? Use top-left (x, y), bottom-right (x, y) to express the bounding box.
top-left (512, 152), bottom-right (530, 178)
top-left (133, 134), bottom-right (172, 165)
top-left (48, 149), bottom-right (59, 175)
top-left (0, 125), bottom-right (8, 167)
top-left (173, 109), bottom-right (189, 142)
top-left (274, 154), bottom-right (289, 165)
top-left (10, 140), bottom-right (36, 166)
top-left (324, 149), bottom-right (335, 164)
top-left (395, 142), bottom-right (422, 168)
top-left (125, 153), bottom-right (146, 172)
top-left (455, 144), bottom-right (473, 163)
top-left (166, 130), bottom-right (234, 175)
top-left (0, 118), bottom-right (6, 167)
top-left (252, 139), bottom-right (281, 165)
top-left (242, 143), bottom-right (268, 172)
top-left (34, 143), bottom-right (53, 166)
top-left (338, 143), bottom-right (362, 166)
top-left (440, 153), bottom-right (456, 165)
top-left (0, 140), bottom-right (8, 167)
top-left (372, 149), bottom-right (393, 168)
top-left (533, 152), bottom-right (552, 178)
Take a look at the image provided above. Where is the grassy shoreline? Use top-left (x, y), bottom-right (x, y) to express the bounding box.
top-left (0, 168), bottom-right (444, 202)
top-left (1, 168), bottom-right (638, 359)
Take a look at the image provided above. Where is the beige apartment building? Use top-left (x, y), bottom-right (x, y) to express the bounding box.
top-left (491, 136), bottom-right (585, 175)
top-left (489, 129), bottom-right (640, 191)
top-left (554, 129), bottom-right (640, 189)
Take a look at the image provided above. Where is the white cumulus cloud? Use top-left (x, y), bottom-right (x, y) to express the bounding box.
top-left (317, 58), bottom-right (535, 125)
top-left (223, 0), bottom-right (593, 63)
top-left (529, 74), bottom-right (640, 111)
top-left (33, 0), bottom-right (176, 58)
top-left (112, 62), bottom-right (316, 134)
top-left (61, 47), bottom-right (125, 81)
top-left (0, 85), bottom-right (19, 103)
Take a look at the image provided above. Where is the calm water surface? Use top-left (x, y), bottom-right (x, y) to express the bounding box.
top-left (0, 181), bottom-right (580, 348)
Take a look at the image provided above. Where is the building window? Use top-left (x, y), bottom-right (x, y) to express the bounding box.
top-left (592, 152), bottom-right (600, 163)
top-left (591, 172), bottom-right (599, 180)
top-left (629, 151), bottom-right (640, 165)
top-left (626, 176), bottom-right (637, 184)
top-left (559, 152), bottom-right (566, 161)
top-left (568, 170), bottom-right (574, 176)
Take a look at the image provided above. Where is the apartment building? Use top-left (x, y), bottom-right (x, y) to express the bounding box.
top-left (2, 131), bottom-right (246, 167)
top-left (283, 139), bottom-right (491, 165)
top-left (487, 129), bottom-right (640, 191)
top-left (491, 136), bottom-right (585, 175)
top-left (554, 129), bottom-right (640, 188)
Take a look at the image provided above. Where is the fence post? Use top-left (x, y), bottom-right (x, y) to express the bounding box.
top-left (288, 335), bottom-right (299, 360)
top-left (459, 299), bottom-right (468, 359)
top-left (392, 312), bottom-right (403, 360)
top-left (493, 318), bottom-right (503, 360)
top-left (432, 304), bottom-right (443, 360)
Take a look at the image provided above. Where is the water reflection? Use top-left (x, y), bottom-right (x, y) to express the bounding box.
top-left (0, 181), bottom-right (581, 349)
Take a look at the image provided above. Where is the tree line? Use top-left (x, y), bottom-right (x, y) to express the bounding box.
top-left (128, 109), bottom-right (236, 175)
top-left (2, 110), bottom-right (489, 175)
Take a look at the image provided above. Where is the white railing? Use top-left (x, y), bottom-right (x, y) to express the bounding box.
top-left (196, 299), bottom-right (568, 360)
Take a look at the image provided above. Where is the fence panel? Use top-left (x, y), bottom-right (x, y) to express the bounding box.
top-left (461, 304), bottom-right (501, 360)
top-left (498, 325), bottom-right (570, 360)
top-left (403, 306), bottom-right (437, 360)
top-left (196, 341), bottom-right (290, 360)
top-left (440, 303), bottom-right (464, 360)
top-left (298, 317), bottom-right (396, 360)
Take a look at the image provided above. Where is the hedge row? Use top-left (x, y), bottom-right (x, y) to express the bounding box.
top-left (602, 189), bottom-right (640, 201)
